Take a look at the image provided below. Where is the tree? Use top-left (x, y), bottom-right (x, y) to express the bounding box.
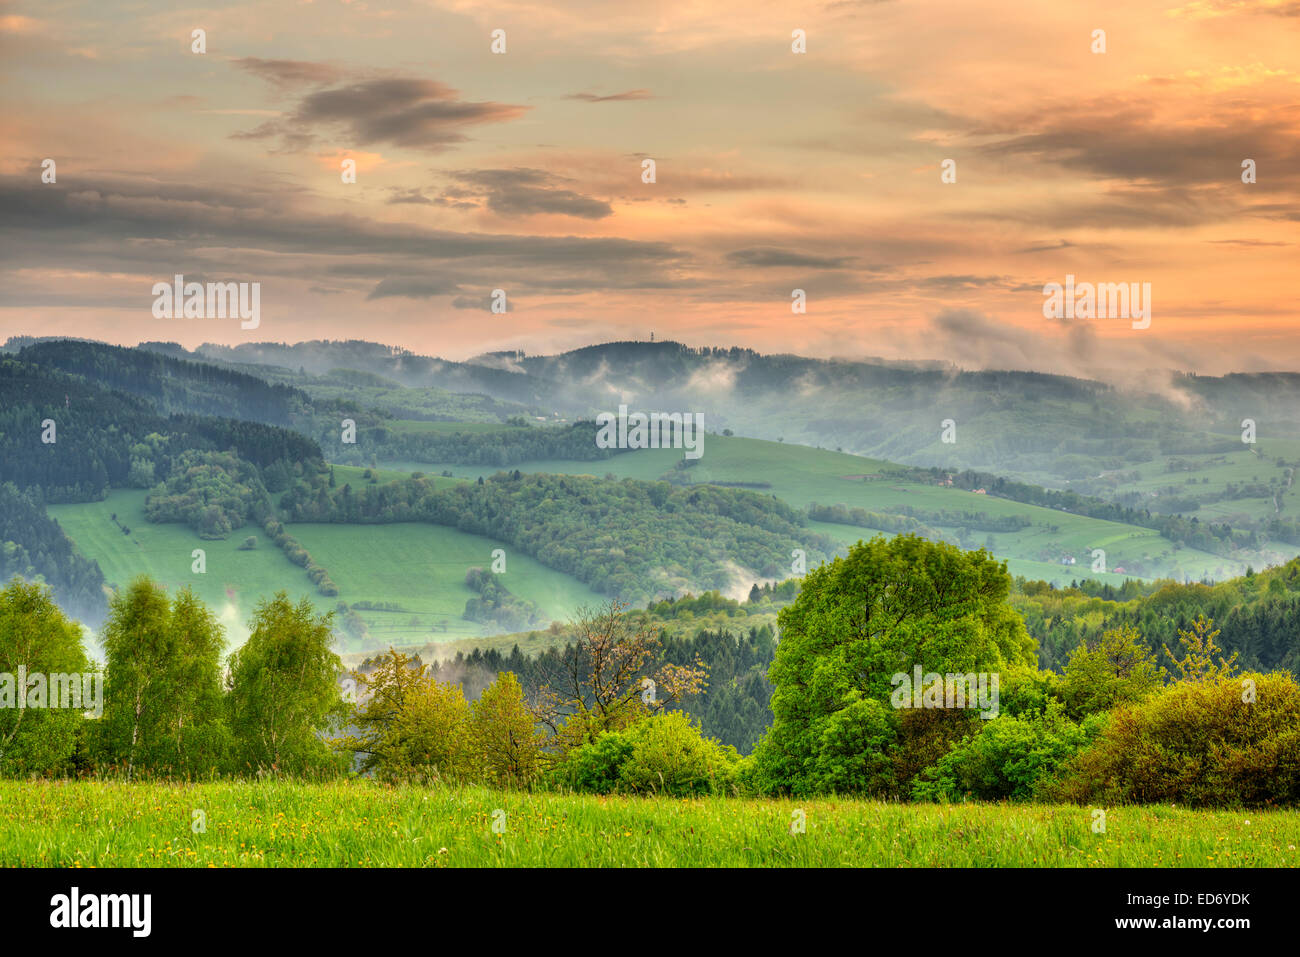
top-left (471, 672), bottom-right (542, 788)
top-left (751, 535), bottom-right (1036, 796)
top-left (384, 677), bottom-right (473, 783)
top-left (227, 592), bottom-right (344, 774)
top-left (0, 578), bottom-right (91, 776)
top-left (1163, 614), bottom-right (1238, 684)
top-left (336, 649), bottom-right (465, 779)
top-left (531, 601), bottom-right (707, 756)
top-left (100, 579), bottom-right (227, 778)
top-left (1061, 625), bottom-right (1165, 716)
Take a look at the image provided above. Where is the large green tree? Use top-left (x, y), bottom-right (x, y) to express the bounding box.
top-left (750, 535), bottom-right (1036, 796)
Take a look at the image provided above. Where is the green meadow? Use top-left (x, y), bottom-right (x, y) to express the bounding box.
top-left (3, 780), bottom-right (1296, 868)
top-left (48, 489), bottom-right (604, 650)
top-left (47, 490), bottom-right (317, 640)
top-left (46, 431), bottom-right (1286, 657)
top-left (285, 522), bottom-right (604, 644)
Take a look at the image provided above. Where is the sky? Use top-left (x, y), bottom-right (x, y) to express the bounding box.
top-left (1, 0), bottom-right (1297, 377)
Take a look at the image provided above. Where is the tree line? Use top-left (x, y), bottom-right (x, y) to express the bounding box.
top-left (277, 469), bottom-right (834, 605)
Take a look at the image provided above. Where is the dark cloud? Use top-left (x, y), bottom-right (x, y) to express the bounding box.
top-left (386, 188), bottom-right (435, 205)
top-left (236, 77), bottom-right (527, 152)
top-left (1207, 238), bottom-right (1294, 246)
top-left (1014, 239), bottom-right (1076, 254)
top-left (913, 274), bottom-right (1019, 292)
top-left (445, 168), bottom-right (613, 219)
top-left (726, 247), bottom-right (854, 269)
top-left (976, 184), bottom-right (1245, 230)
top-left (366, 278), bottom-right (462, 300)
top-left (450, 294), bottom-right (512, 311)
top-left (233, 58), bottom-right (344, 88)
top-left (0, 174), bottom-right (686, 301)
top-left (565, 90), bottom-right (654, 102)
top-left (975, 98), bottom-right (1300, 190)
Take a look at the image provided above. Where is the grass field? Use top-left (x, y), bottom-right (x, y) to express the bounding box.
top-left (47, 490), bottom-right (317, 642)
top-left (284, 522), bottom-right (604, 644)
top-left (2, 780), bottom-right (1295, 867)
top-left (48, 490), bottom-right (604, 650)
top-left (393, 434), bottom-right (1250, 585)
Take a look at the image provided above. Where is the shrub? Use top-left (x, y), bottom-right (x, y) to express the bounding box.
top-left (1048, 672), bottom-right (1300, 807)
top-left (1060, 626), bottom-right (1164, 718)
top-left (558, 731), bottom-right (635, 793)
top-left (618, 713), bottom-right (739, 796)
top-left (560, 712), bottom-right (739, 796)
top-left (913, 699), bottom-right (1104, 802)
top-left (810, 697), bottom-right (897, 796)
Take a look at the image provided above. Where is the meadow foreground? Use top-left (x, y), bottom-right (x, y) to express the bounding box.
top-left (3, 780), bottom-right (1297, 868)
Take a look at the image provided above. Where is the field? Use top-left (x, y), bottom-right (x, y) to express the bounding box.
top-left (391, 434), bottom-right (1251, 585)
top-left (44, 430), bottom-right (1291, 659)
top-left (48, 490), bottom-right (604, 650)
top-left (47, 490), bottom-right (318, 640)
top-left (284, 522), bottom-right (605, 644)
top-left (2, 781), bottom-right (1296, 867)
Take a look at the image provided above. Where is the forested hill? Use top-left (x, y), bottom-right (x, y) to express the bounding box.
top-left (1016, 558), bottom-right (1300, 677)
top-left (185, 338), bottom-right (1300, 498)
top-left (280, 469), bottom-right (836, 604)
top-left (0, 356), bottom-right (322, 502)
top-left (17, 339), bottom-right (308, 426)
top-left (0, 483), bottom-right (106, 620)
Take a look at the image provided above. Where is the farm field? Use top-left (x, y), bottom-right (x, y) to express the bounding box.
top-left (392, 433), bottom-right (1246, 585)
top-left (284, 522), bottom-right (605, 645)
top-left (48, 490), bottom-right (604, 650)
top-left (2, 780), bottom-right (1296, 868)
top-left (1120, 444), bottom-right (1298, 526)
top-left (47, 490), bottom-right (317, 641)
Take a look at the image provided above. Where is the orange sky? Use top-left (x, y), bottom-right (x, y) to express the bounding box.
top-left (1, 0), bottom-right (1297, 375)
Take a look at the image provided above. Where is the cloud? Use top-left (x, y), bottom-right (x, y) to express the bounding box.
top-left (1166, 0), bottom-right (1300, 19)
top-left (233, 57), bottom-right (344, 88)
top-left (236, 76), bottom-right (528, 153)
top-left (565, 89), bottom-right (654, 102)
top-left (1013, 239), bottom-right (1076, 254)
top-left (1206, 238), bottom-right (1294, 246)
top-left (976, 96), bottom-right (1300, 190)
top-left (445, 168), bottom-right (613, 219)
top-left (0, 174), bottom-right (687, 301)
top-left (726, 247), bottom-right (854, 269)
top-left (366, 277), bottom-right (462, 300)
top-left (386, 188), bottom-right (435, 205)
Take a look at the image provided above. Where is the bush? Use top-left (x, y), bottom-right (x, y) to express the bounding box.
top-left (558, 730), bottom-right (635, 793)
top-left (560, 712), bottom-right (739, 796)
top-left (810, 697), bottom-right (897, 796)
top-left (913, 699), bottom-right (1103, 802)
top-left (1049, 672), bottom-right (1300, 808)
top-left (617, 713), bottom-right (740, 796)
